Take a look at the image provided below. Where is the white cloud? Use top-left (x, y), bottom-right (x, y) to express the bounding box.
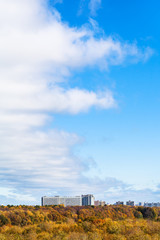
top-left (0, 0), bottom-right (153, 203)
top-left (0, 127), bottom-right (81, 183)
top-left (0, 187), bottom-right (36, 203)
top-left (0, 78), bottom-right (115, 114)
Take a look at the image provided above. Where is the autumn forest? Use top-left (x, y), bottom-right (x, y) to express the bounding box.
top-left (0, 205), bottom-right (160, 239)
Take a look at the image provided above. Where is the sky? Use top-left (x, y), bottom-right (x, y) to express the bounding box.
top-left (0, 0), bottom-right (160, 205)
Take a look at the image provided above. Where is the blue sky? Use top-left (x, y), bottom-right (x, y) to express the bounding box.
top-left (0, 0), bottom-right (160, 204)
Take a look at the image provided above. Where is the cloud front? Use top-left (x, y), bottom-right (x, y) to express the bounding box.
top-left (0, 0), bottom-right (153, 203)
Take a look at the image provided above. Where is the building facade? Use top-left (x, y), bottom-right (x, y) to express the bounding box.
top-left (82, 194), bottom-right (95, 206)
top-left (115, 201), bottom-right (124, 205)
top-left (41, 196), bottom-right (82, 207)
top-left (94, 200), bottom-right (106, 206)
top-left (41, 194), bottom-right (95, 207)
top-left (126, 200), bottom-right (134, 206)
top-left (144, 202), bottom-right (160, 207)
top-left (138, 202), bottom-right (144, 206)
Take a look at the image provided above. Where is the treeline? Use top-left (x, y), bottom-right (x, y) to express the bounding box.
top-left (0, 205), bottom-right (160, 239)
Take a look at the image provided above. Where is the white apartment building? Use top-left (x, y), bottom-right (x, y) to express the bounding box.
top-left (41, 196), bottom-right (82, 207)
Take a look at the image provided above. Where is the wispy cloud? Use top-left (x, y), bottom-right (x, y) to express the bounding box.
top-left (0, 187), bottom-right (35, 204)
top-left (53, 0), bottom-right (63, 5)
top-left (89, 0), bottom-right (101, 16)
top-left (0, 0), bottom-right (153, 203)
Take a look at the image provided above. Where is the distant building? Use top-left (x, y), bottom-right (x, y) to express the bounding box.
top-left (82, 194), bottom-right (95, 206)
top-left (94, 200), bottom-right (99, 206)
top-left (41, 196), bottom-right (82, 207)
top-left (126, 200), bottom-right (134, 206)
top-left (94, 200), bottom-right (106, 206)
top-left (115, 201), bottom-right (124, 205)
top-left (153, 202), bottom-right (160, 207)
top-left (41, 194), bottom-right (95, 207)
top-left (144, 202), bottom-right (152, 207)
top-left (138, 202), bottom-right (144, 206)
top-left (144, 202), bottom-right (160, 207)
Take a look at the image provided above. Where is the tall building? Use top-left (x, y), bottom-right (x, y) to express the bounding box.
top-left (82, 194), bottom-right (95, 206)
top-left (41, 196), bottom-right (82, 207)
top-left (138, 202), bottom-right (144, 206)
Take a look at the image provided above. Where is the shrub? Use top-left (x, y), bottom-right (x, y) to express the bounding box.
top-left (0, 215), bottom-right (9, 227)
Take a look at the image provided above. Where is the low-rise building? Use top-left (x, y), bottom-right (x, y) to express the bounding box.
top-left (94, 200), bottom-right (106, 206)
top-left (115, 201), bottom-right (124, 205)
top-left (144, 202), bottom-right (160, 207)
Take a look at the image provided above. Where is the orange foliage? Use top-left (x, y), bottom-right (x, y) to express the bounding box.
top-left (0, 205), bottom-right (159, 239)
